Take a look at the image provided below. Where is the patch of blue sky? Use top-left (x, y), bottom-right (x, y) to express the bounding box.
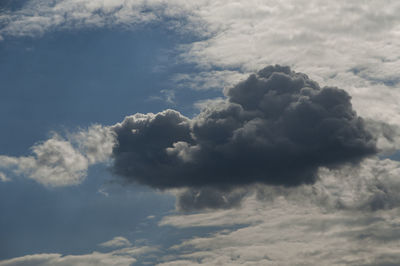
top-left (0, 24), bottom-right (223, 260)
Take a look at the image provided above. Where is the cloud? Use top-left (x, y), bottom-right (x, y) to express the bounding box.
top-left (158, 161), bottom-right (400, 265)
top-left (0, 135), bottom-right (89, 187)
top-left (99, 236), bottom-right (132, 249)
top-left (2, 0), bottom-right (400, 154)
top-left (4, 155), bottom-right (399, 265)
top-left (172, 70), bottom-right (248, 91)
top-left (0, 172), bottom-right (10, 182)
top-left (148, 89), bottom-right (176, 105)
top-left (364, 120), bottom-right (400, 155)
top-left (0, 252), bottom-right (136, 266)
top-left (159, 206), bottom-right (400, 265)
top-left (2, 0), bottom-right (400, 131)
top-left (0, 125), bottom-right (115, 187)
top-left (73, 124), bottom-right (117, 164)
top-left (0, 0), bottom-right (197, 40)
top-left (0, 66), bottom-right (380, 211)
top-left (175, 187), bottom-right (249, 212)
top-left (111, 66), bottom-right (376, 201)
top-left (0, 236), bottom-right (159, 266)
top-left (316, 157), bottom-right (400, 212)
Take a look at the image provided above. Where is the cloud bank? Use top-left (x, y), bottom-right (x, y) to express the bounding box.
top-left (156, 156), bottom-right (400, 265)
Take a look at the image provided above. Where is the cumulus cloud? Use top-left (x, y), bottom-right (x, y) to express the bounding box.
top-left (111, 66), bottom-right (376, 202)
top-left (0, 125), bottom-right (115, 187)
top-left (0, 135), bottom-right (89, 187)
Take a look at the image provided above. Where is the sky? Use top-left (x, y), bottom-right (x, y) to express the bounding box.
top-left (1, 0), bottom-right (400, 265)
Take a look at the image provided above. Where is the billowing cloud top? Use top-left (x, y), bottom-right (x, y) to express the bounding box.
top-left (111, 65), bottom-right (377, 189)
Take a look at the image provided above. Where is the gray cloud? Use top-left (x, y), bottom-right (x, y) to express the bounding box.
top-left (111, 65), bottom-right (377, 210)
top-left (176, 187), bottom-right (248, 212)
top-left (364, 119), bottom-right (400, 155)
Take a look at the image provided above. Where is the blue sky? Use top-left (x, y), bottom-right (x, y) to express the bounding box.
top-left (0, 27), bottom-right (175, 258)
top-left (0, 22), bottom-right (228, 262)
top-left (1, 1), bottom-right (400, 265)
top-left (0, 27), bottom-right (221, 154)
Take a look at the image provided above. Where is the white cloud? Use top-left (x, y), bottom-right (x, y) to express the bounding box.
top-left (100, 236), bottom-right (132, 249)
top-left (148, 89), bottom-right (176, 105)
top-left (176, 1), bottom-right (400, 128)
top-left (0, 125), bottom-right (115, 187)
top-left (0, 135), bottom-right (88, 187)
top-left (172, 70), bottom-right (248, 91)
top-left (0, 172), bottom-right (10, 182)
top-left (73, 124), bottom-right (116, 164)
top-left (158, 204), bottom-right (400, 265)
top-left (0, 0), bottom-right (197, 39)
top-left (158, 202), bottom-right (400, 265)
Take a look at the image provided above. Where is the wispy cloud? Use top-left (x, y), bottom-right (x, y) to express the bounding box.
top-left (0, 125), bottom-right (115, 187)
top-left (99, 236), bottom-right (132, 249)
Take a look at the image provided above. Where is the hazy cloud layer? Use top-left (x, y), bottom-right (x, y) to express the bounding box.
top-left (158, 203), bottom-right (400, 265)
top-left (111, 66), bottom-right (376, 196)
top-left (0, 240), bottom-right (158, 266)
top-left (158, 157), bottom-right (400, 264)
top-left (0, 252), bottom-right (135, 266)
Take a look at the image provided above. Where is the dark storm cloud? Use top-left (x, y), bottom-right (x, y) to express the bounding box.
top-left (111, 65), bottom-right (377, 195)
